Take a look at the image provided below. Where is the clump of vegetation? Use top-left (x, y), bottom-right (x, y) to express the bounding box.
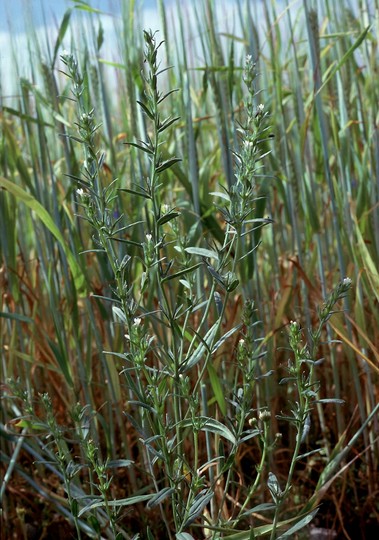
top-left (1, 1), bottom-right (378, 539)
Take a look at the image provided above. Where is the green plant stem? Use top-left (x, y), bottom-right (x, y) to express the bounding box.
top-left (237, 424), bottom-right (269, 520)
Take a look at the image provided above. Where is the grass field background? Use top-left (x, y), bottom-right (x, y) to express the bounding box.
top-left (1, 0), bottom-right (378, 538)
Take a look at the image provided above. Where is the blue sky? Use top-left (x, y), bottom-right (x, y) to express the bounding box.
top-left (0, 0), bottom-right (247, 99)
top-left (0, 0), bottom-right (371, 101)
top-left (0, 0), bottom-right (163, 32)
top-left (0, 0), bottom-right (176, 97)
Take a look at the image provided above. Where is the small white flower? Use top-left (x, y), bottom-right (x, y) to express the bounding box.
top-left (145, 233), bottom-right (152, 242)
top-left (239, 338), bottom-right (245, 345)
top-left (61, 50), bottom-right (72, 62)
top-left (246, 54), bottom-right (252, 64)
top-left (290, 320), bottom-right (299, 329)
top-left (243, 140), bottom-right (254, 148)
top-left (76, 188), bottom-right (84, 197)
top-left (343, 277), bottom-right (352, 287)
top-left (257, 103), bottom-right (265, 112)
top-left (133, 317), bottom-right (142, 327)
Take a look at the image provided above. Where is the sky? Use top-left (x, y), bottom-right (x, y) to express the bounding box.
top-left (0, 0), bottom-right (249, 100)
top-left (0, 0), bottom-right (373, 102)
top-left (0, 1), bottom-right (157, 98)
top-left (1, 1), bottom-right (85, 37)
top-left (0, 0), bottom-right (157, 32)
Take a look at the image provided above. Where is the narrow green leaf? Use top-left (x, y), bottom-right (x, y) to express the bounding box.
top-left (98, 58), bottom-right (127, 69)
top-left (156, 157), bottom-right (182, 173)
top-left (157, 211), bottom-right (180, 226)
top-left (119, 187), bottom-right (151, 199)
top-left (127, 141), bottom-right (155, 155)
top-left (241, 503), bottom-right (276, 517)
top-left (179, 417), bottom-right (236, 445)
top-left (161, 262), bottom-right (202, 282)
top-left (146, 487), bottom-right (175, 509)
top-left (212, 324), bottom-right (241, 353)
top-left (316, 26), bottom-right (370, 96)
top-left (78, 494), bottom-right (154, 516)
top-left (2, 106), bottom-right (53, 127)
top-left (158, 116), bottom-right (180, 133)
top-left (0, 177), bottom-right (86, 297)
top-left (0, 312), bottom-right (34, 324)
top-left (276, 509), bottom-right (319, 539)
top-left (112, 306), bottom-right (127, 323)
top-left (185, 247), bottom-right (219, 260)
top-left (72, 0), bottom-right (103, 14)
top-left (157, 88), bottom-right (179, 104)
top-left (53, 9), bottom-right (72, 67)
top-left (180, 323), bottom-right (218, 373)
top-left (222, 514), bottom-right (306, 539)
top-left (314, 398), bottom-right (345, 404)
top-left (106, 460), bottom-right (134, 469)
top-left (210, 190), bottom-right (230, 201)
top-left (136, 100), bottom-right (154, 120)
top-left (183, 489), bottom-right (214, 527)
top-left (296, 448), bottom-right (323, 461)
top-left (207, 363), bottom-right (227, 415)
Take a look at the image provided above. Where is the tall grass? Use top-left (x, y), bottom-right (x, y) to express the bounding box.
top-left (1, 0), bottom-right (378, 538)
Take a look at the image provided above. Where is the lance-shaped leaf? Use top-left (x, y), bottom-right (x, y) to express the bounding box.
top-left (126, 140), bottom-right (154, 155)
top-left (178, 417), bottom-right (236, 445)
top-left (146, 487), bottom-right (175, 509)
top-left (179, 323), bottom-right (218, 373)
top-left (161, 262), bottom-right (202, 283)
top-left (276, 509), bottom-right (319, 539)
top-left (185, 247), bottom-right (219, 260)
top-left (182, 489), bottom-right (214, 528)
top-left (156, 157), bottom-right (182, 173)
top-left (119, 186), bottom-right (151, 199)
top-left (158, 115), bottom-right (180, 133)
top-left (136, 100), bottom-right (154, 119)
top-left (78, 494), bottom-right (154, 517)
top-left (157, 210), bottom-right (181, 226)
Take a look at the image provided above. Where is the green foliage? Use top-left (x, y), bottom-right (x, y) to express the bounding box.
top-left (1, 1), bottom-right (378, 539)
